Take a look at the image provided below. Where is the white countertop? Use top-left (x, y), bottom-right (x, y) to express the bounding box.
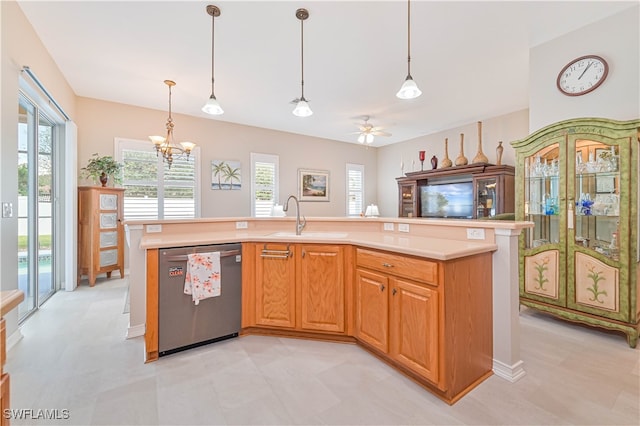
top-left (140, 229), bottom-right (498, 261)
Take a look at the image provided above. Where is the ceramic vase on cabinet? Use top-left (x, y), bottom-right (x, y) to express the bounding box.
top-left (472, 121), bottom-right (489, 164)
top-left (496, 141), bottom-right (504, 165)
top-left (440, 138), bottom-right (453, 168)
top-left (455, 133), bottom-right (468, 166)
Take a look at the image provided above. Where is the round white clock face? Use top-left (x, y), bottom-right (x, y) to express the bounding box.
top-left (557, 55), bottom-right (609, 96)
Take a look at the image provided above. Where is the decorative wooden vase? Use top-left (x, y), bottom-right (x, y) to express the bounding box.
top-left (455, 133), bottom-right (468, 166)
top-left (496, 141), bottom-right (504, 165)
top-left (472, 121), bottom-right (489, 164)
top-left (440, 138), bottom-right (453, 168)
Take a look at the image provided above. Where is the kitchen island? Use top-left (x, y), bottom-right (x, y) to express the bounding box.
top-left (126, 217), bottom-right (532, 401)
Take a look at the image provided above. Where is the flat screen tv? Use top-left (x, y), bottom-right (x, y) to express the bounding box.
top-left (420, 181), bottom-right (474, 218)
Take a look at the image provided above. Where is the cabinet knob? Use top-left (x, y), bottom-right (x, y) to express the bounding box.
top-left (392, 288), bottom-right (397, 296)
top-left (380, 284), bottom-right (385, 292)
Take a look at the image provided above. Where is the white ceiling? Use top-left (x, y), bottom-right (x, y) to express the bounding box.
top-left (18, 1), bottom-right (636, 147)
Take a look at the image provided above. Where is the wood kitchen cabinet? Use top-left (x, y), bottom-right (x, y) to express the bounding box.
top-left (355, 247), bottom-right (492, 404)
top-left (78, 186), bottom-right (125, 286)
top-left (250, 243), bottom-right (346, 333)
top-left (299, 244), bottom-right (345, 333)
top-left (254, 243), bottom-right (296, 328)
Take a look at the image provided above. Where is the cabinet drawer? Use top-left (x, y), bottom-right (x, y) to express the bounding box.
top-left (99, 231), bottom-right (118, 248)
top-left (99, 193), bottom-right (118, 210)
top-left (100, 249), bottom-right (118, 267)
top-left (356, 248), bottom-right (438, 285)
top-left (100, 213), bottom-right (118, 229)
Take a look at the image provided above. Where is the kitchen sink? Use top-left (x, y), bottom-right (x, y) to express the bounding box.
top-left (268, 231), bottom-right (348, 239)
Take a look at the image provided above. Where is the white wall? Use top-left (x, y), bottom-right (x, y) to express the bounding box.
top-left (529, 6), bottom-right (640, 131)
top-left (76, 97), bottom-right (379, 218)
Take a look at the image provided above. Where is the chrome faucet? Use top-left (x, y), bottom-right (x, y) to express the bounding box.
top-left (283, 195), bottom-right (306, 235)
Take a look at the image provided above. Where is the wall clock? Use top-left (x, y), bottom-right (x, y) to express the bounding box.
top-left (556, 55), bottom-right (609, 96)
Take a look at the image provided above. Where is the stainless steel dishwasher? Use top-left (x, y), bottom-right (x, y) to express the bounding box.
top-left (158, 243), bottom-right (242, 356)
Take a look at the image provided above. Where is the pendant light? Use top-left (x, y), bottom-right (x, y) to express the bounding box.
top-left (292, 8), bottom-right (312, 117)
top-left (202, 5), bottom-right (224, 115)
top-left (150, 80), bottom-right (196, 169)
top-left (396, 0), bottom-right (422, 99)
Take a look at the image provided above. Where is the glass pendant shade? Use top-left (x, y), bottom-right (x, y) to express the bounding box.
top-left (202, 95), bottom-right (224, 115)
top-left (396, 76), bottom-right (422, 99)
top-left (293, 99), bottom-right (313, 117)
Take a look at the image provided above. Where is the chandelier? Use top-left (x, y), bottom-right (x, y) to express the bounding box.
top-left (149, 80), bottom-right (196, 168)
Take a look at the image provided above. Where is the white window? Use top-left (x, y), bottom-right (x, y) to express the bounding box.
top-left (346, 163), bottom-right (364, 216)
top-left (251, 153), bottom-right (279, 217)
top-left (115, 138), bottom-right (200, 220)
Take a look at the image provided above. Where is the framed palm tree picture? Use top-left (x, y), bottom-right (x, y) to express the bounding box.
top-left (211, 160), bottom-right (241, 190)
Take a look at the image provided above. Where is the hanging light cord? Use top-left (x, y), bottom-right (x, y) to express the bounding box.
top-left (300, 15), bottom-right (306, 100)
top-left (166, 82), bottom-right (174, 141)
top-left (210, 9), bottom-right (216, 97)
top-left (406, 0), bottom-right (412, 78)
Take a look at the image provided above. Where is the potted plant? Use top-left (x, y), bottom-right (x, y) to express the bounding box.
top-left (81, 153), bottom-right (123, 187)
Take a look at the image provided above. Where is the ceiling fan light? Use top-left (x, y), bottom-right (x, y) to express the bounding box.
top-left (366, 133), bottom-right (374, 144)
top-left (293, 99), bottom-right (313, 117)
top-left (202, 95), bottom-right (224, 115)
top-left (396, 76), bottom-right (422, 99)
top-left (357, 134), bottom-right (365, 144)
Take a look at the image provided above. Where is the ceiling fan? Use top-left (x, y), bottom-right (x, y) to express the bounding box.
top-left (351, 116), bottom-right (391, 144)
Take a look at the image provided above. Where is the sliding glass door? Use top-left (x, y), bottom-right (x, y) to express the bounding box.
top-left (18, 93), bottom-right (56, 321)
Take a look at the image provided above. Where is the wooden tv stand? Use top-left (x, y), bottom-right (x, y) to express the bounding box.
top-left (397, 164), bottom-right (514, 218)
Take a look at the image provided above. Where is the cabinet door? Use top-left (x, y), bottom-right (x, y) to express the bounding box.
top-left (255, 244), bottom-right (296, 328)
top-left (567, 135), bottom-right (629, 321)
top-left (390, 278), bottom-right (440, 386)
top-left (518, 136), bottom-right (568, 307)
top-left (398, 181), bottom-right (417, 217)
top-left (355, 268), bottom-right (389, 352)
top-left (299, 245), bottom-right (345, 333)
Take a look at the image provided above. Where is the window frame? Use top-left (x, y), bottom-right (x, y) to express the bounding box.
top-left (114, 137), bottom-right (201, 220)
top-left (251, 152), bottom-right (279, 217)
top-left (346, 163), bottom-right (365, 217)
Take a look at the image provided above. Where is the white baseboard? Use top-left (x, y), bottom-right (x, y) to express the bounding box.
top-left (126, 323), bottom-right (145, 339)
top-left (493, 359), bottom-right (526, 382)
top-left (6, 328), bottom-right (24, 351)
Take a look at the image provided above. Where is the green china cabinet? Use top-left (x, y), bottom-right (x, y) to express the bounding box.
top-left (512, 118), bottom-right (640, 347)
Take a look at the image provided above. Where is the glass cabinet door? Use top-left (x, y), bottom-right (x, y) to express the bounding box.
top-left (571, 140), bottom-right (621, 261)
top-left (399, 182), bottom-right (416, 217)
top-left (475, 177), bottom-right (497, 218)
top-left (523, 143), bottom-right (562, 249)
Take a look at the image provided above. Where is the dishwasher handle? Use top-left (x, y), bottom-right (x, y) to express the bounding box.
top-left (163, 249), bottom-right (241, 262)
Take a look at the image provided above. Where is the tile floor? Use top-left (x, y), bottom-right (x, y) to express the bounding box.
top-left (5, 276), bottom-right (640, 425)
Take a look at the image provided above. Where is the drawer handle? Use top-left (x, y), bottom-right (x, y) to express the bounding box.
top-left (382, 263), bottom-right (394, 268)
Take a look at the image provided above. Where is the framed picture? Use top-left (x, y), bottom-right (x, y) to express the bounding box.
top-left (298, 169), bottom-right (329, 201)
top-left (211, 160), bottom-right (241, 190)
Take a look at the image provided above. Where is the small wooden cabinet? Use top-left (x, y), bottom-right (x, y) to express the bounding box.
top-left (252, 243), bottom-right (346, 333)
top-left (397, 164), bottom-right (514, 218)
top-left (78, 186), bottom-right (125, 286)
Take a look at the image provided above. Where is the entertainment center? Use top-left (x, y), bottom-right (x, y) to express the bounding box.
top-left (397, 164), bottom-right (515, 219)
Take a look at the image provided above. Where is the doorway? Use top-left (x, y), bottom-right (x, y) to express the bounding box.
top-left (17, 93), bottom-right (57, 321)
